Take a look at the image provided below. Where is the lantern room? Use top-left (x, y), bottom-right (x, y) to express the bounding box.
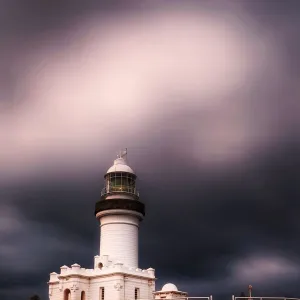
top-left (101, 149), bottom-right (139, 200)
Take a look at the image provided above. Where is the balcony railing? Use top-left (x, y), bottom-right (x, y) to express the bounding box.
top-left (101, 186), bottom-right (139, 198)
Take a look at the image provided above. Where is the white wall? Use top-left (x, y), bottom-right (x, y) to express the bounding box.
top-left (99, 214), bottom-right (140, 268)
top-left (49, 273), bottom-right (155, 300)
top-left (89, 274), bottom-right (124, 300)
top-left (124, 277), bottom-right (155, 300)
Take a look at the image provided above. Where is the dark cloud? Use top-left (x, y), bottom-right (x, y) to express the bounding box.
top-left (1, 139), bottom-right (299, 299)
top-left (1, 1), bottom-right (300, 300)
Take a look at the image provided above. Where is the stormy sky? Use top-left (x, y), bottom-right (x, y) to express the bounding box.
top-left (0, 1), bottom-right (299, 299)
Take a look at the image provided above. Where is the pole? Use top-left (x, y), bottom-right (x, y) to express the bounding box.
top-left (248, 285), bottom-right (253, 300)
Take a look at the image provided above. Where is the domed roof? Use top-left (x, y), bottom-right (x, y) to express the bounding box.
top-left (106, 157), bottom-right (135, 175)
top-left (161, 283), bottom-right (178, 292)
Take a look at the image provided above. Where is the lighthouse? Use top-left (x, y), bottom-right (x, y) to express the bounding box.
top-left (47, 149), bottom-right (189, 300)
top-left (48, 149), bottom-right (156, 300)
top-left (95, 148), bottom-right (145, 268)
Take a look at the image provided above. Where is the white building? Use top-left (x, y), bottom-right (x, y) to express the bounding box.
top-left (48, 150), bottom-right (187, 300)
top-left (154, 283), bottom-right (188, 299)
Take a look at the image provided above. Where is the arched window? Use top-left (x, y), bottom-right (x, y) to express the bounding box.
top-left (64, 289), bottom-right (71, 300)
top-left (81, 291), bottom-right (86, 300)
top-left (98, 262), bottom-right (103, 269)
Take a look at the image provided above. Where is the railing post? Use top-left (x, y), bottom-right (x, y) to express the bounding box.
top-left (232, 295), bottom-right (235, 300)
top-left (210, 295), bottom-right (213, 300)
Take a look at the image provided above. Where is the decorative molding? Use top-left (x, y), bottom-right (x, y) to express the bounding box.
top-left (59, 272), bottom-right (152, 280)
top-left (114, 282), bottom-right (123, 291)
top-left (71, 283), bottom-right (79, 292)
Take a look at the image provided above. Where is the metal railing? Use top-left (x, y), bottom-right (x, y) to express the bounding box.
top-left (131, 296), bottom-right (300, 300)
top-left (233, 296), bottom-right (300, 300)
top-left (101, 186), bottom-right (139, 197)
top-left (137, 297), bottom-right (213, 300)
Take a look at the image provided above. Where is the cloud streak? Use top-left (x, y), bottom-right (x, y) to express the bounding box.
top-left (1, 2), bottom-right (292, 184)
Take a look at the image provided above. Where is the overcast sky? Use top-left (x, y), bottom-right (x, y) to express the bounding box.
top-left (0, 1), bottom-right (299, 299)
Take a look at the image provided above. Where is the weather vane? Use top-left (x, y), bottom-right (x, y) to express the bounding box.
top-left (117, 148), bottom-right (128, 160)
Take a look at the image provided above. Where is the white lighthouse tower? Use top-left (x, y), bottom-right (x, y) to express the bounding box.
top-left (48, 149), bottom-right (156, 300)
top-left (95, 148), bottom-right (144, 269)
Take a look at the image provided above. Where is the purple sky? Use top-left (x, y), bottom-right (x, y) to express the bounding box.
top-left (0, 1), bottom-right (299, 299)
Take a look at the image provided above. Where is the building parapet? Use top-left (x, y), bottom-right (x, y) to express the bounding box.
top-left (49, 263), bottom-right (155, 283)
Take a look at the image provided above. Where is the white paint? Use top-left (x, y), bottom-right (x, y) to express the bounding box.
top-left (97, 211), bottom-right (143, 268)
top-left (48, 263), bottom-right (155, 300)
top-left (154, 283), bottom-right (188, 300)
top-left (106, 157), bottom-right (135, 174)
top-left (161, 283), bottom-right (178, 292)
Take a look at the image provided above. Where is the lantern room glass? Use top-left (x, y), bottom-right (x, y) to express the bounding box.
top-left (105, 172), bottom-right (136, 194)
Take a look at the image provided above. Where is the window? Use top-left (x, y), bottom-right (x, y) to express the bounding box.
top-left (135, 288), bottom-right (140, 300)
top-left (64, 289), bottom-right (71, 300)
top-left (105, 172), bottom-right (136, 193)
top-left (98, 262), bottom-right (103, 269)
top-left (81, 291), bottom-right (86, 300)
top-left (99, 287), bottom-right (104, 300)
